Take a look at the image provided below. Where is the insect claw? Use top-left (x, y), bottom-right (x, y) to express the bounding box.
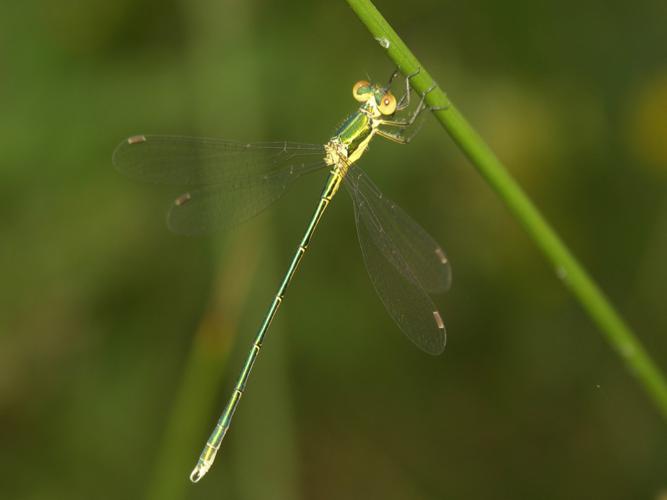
top-left (406, 67), bottom-right (421, 80)
top-left (421, 84), bottom-right (437, 98)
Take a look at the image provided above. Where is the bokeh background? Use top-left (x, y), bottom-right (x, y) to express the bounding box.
top-left (2, 0), bottom-right (666, 499)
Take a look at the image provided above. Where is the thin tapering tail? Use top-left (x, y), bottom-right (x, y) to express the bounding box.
top-left (189, 169), bottom-right (343, 482)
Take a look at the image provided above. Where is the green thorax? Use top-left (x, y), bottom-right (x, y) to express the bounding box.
top-left (334, 109), bottom-right (373, 156)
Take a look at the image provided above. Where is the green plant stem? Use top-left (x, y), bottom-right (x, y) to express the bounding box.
top-left (346, 0), bottom-right (667, 419)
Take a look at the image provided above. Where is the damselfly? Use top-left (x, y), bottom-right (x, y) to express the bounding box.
top-left (113, 71), bottom-right (452, 483)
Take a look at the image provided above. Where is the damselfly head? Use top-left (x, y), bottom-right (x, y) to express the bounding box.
top-left (352, 80), bottom-right (397, 116)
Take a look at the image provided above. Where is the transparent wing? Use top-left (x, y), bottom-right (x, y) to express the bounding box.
top-left (345, 168), bottom-right (451, 294)
top-left (165, 168), bottom-right (320, 235)
top-left (345, 168), bottom-right (449, 355)
top-left (112, 135), bottom-right (325, 185)
top-left (113, 135), bottom-right (326, 234)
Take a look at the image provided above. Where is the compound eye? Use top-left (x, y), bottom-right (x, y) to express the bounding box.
top-left (378, 92), bottom-right (397, 115)
top-left (353, 80), bottom-right (372, 102)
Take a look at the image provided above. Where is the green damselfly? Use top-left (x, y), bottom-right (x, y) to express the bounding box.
top-left (113, 71), bottom-right (451, 483)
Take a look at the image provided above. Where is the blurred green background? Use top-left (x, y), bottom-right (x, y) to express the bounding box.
top-left (2, 0), bottom-right (667, 499)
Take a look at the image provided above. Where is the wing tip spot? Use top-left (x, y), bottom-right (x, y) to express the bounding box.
top-left (435, 247), bottom-right (448, 264)
top-left (433, 310), bottom-right (445, 330)
top-left (175, 192), bottom-right (192, 206)
top-left (128, 135), bottom-right (147, 145)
